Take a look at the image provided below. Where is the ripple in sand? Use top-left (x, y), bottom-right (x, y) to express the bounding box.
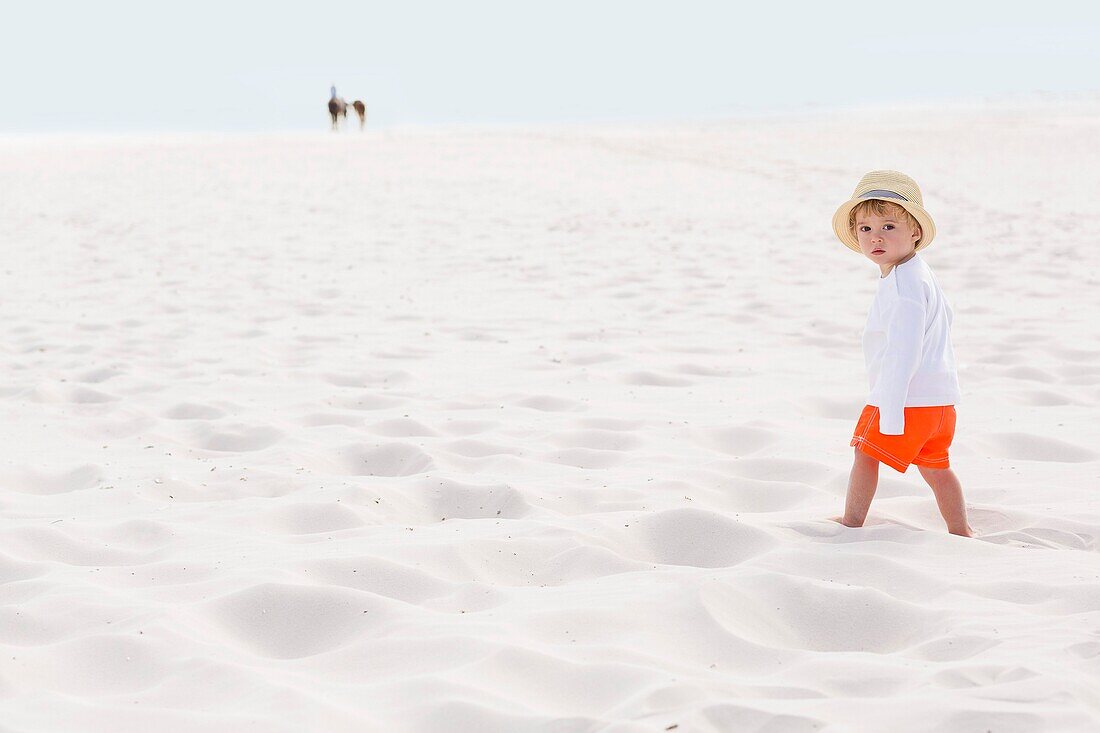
top-left (73, 366), bottom-right (126, 383)
top-left (514, 394), bottom-right (585, 412)
top-left (799, 395), bottom-right (864, 420)
top-left (366, 417), bottom-right (439, 437)
top-left (693, 424), bottom-right (779, 457)
top-left (1067, 641), bottom-right (1100, 659)
top-left (334, 442), bottom-right (435, 476)
top-left (328, 392), bottom-right (404, 411)
top-left (441, 439), bottom-right (522, 458)
top-left (189, 423), bottom-right (284, 452)
top-left (626, 508), bottom-right (777, 568)
top-left (1000, 365), bottom-right (1057, 383)
top-left (437, 419), bottom-right (500, 436)
top-left (546, 429), bottom-right (641, 452)
top-left (692, 703), bottom-right (825, 733)
top-left (0, 464), bottom-right (104, 495)
top-left (907, 634), bottom-right (1001, 662)
top-left (715, 477), bottom-right (815, 512)
top-left (321, 370), bottom-right (412, 388)
top-left (299, 556), bottom-right (453, 604)
top-left (977, 432), bottom-right (1097, 463)
top-left (701, 573), bottom-right (946, 653)
top-left (620, 370), bottom-right (695, 387)
top-left (0, 552), bottom-right (47, 585)
top-left (298, 411), bottom-right (363, 427)
top-left (15, 634), bottom-right (175, 695)
top-left (410, 476), bottom-right (531, 520)
top-left (573, 416), bottom-right (644, 431)
top-left (259, 502), bottom-right (365, 535)
top-left (718, 457), bottom-right (834, 484)
top-left (541, 447), bottom-right (625, 469)
top-left (201, 582), bottom-right (390, 659)
top-left (5, 526), bottom-right (154, 567)
top-left (566, 351), bottom-right (622, 366)
top-left (30, 384), bottom-right (119, 404)
top-left (162, 402), bottom-right (227, 420)
top-left (672, 362), bottom-right (734, 377)
top-left (96, 519), bottom-right (177, 550)
top-left (1006, 389), bottom-right (1074, 407)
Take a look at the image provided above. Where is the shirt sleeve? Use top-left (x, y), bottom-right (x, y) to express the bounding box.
top-left (877, 297), bottom-right (926, 435)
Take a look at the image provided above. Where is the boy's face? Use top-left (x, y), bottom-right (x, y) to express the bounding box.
top-left (854, 212), bottom-right (920, 270)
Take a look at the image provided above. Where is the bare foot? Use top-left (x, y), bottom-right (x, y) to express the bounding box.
top-left (829, 515), bottom-right (862, 528)
top-left (949, 524), bottom-right (976, 538)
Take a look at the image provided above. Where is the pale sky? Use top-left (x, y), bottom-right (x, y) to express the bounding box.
top-left (5, 0), bottom-right (1100, 132)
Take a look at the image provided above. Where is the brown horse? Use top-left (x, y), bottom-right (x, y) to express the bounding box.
top-left (328, 97), bottom-right (347, 129)
top-left (352, 100), bottom-right (366, 130)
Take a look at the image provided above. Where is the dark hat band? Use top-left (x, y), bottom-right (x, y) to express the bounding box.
top-left (859, 189), bottom-right (908, 202)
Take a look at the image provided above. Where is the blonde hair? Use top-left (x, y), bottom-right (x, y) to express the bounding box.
top-left (848, 199), bottom-right (921, 237)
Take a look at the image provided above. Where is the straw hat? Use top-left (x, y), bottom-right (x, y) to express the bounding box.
top-left (832, 170), bottom-right (936, 254)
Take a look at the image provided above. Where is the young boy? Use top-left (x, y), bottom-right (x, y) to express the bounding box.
top-left (828, 171), bottom-right (974, 537)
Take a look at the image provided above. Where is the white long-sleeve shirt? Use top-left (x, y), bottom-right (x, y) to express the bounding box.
top-left (862, 253), bottom-right (961, 435)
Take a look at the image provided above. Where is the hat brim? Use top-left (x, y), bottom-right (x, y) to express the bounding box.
top-left (832, 197), bottom-right (936, 254)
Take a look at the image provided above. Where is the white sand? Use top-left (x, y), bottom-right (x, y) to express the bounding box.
top-left (1, 97), bottom-right (1099, 732)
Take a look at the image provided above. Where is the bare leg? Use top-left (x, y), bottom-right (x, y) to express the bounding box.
top-left (831, 447), bottom-right (880, 527)
top-left (916, 465), bottom-right (973, 537)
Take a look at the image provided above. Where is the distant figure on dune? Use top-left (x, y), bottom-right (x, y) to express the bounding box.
top-left (328, 85), bottom-right (347, 130)
top-left (352, 100), bottom-right (366, 130)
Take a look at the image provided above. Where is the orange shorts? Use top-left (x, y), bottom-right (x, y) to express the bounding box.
top-left (850, 405), bottom-right (955, 473)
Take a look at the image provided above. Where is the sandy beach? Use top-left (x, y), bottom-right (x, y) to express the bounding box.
top-left (1, 97), bottom-right (1099, 732)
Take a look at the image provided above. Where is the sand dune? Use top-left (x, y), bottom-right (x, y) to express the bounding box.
top-left (1, 97), bottom-right (1099, 731)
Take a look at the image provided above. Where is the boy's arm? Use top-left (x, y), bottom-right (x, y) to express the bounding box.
top-left (877, 298), bottom-right (926, 435)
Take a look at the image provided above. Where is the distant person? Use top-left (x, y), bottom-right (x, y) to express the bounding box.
top-left (352, 100), bottom-right (366, 130)
top-left (327, 85), bottom-right (347, 130)
top-left (829, 171), bottom-right (973, 537)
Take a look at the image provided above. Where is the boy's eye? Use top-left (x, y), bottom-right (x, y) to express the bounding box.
top-left (859, 226), bottom-right (870, 232)
top-left (883, 224), bottom-right (894, 230)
